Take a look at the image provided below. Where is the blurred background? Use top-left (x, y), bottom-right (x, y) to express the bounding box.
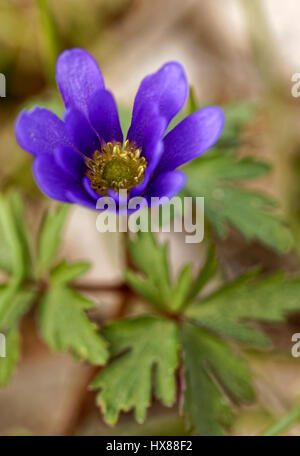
top-left (1, 0), bottom-right (300, 436)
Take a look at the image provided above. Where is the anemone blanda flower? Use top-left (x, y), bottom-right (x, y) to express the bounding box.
top-left (16, 48), bottom-right (224, 210)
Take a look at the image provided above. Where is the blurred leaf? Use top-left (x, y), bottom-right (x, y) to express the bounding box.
top-left (36, 0), bottom-right (60, 85)
top-left (0, 327), bottom-right (20, 387)
top-left (91, 316), bottom-right (179, 425)
top-left (50, 260), bottom-right (90, 285)
top-left (215, 101), bottom-right (257, 150)
top-left (183, 154), bottom-right (293, 253)
top-left (125, 232), bottom-right (193, 312)
top-left (188, 245), bottom-right (217, 302)
top-left (0, 284), bottom-right (36, 332)
top-left (38, 285), bottom-right (108, 364)
top-left (36, 204), bottom-right (70, 276)
top-left (0, 214), bottom-right (13, 274)
top-left (261, 406), bottom-right (300, 436)
top-left (183, 95), bottom-right (291, 251)
top-left (0, 192), bottom-right (31, 281)
top-left (0, 192), bottom-right (32, 279)
top-left (181, 323), bottom-right (254, 436)
top-left (185, 272), bottom-right (300, 347)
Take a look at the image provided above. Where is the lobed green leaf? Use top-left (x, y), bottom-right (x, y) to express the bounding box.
top-left (38, 285), bottom-right (108, 365)
top-left (91, 315), bottom-right (179, 425)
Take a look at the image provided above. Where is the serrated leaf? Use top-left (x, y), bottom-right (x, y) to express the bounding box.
top-left (185, 272), bottom-right (300, 347)
top-left (0, 327), bottom-right (20, 386)
top-left (91, 316), bottom-right (179, 425)
top-left (184, 154), bottom-right (293, 253)
top-left (38, 285), bottom-right (108, 364)
top-left (181, 323), bottom-right (253, 436)
top-left (126, 232), bottom-right (192, 312)
top-left (0, 284), bottom-right (36, 332)
top-left (36, 204), bottom-right (70, 276)
top-left (50, 260), bottom-right (90, 285)
top-left (0, 192), bottom-right (32, 279)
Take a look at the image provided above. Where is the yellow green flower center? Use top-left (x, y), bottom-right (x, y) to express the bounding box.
top-left (86, 140), bottom-right (147, 196)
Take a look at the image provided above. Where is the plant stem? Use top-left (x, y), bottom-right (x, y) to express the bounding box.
top-left (261, 406), bottom-right (300, 436)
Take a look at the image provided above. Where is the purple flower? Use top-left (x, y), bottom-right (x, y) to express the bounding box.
top-left (16, 48), bottom-right (224, 210)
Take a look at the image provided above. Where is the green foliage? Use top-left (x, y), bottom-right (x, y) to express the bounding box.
top-left (0, 327), bottom-right (20, 387)
top-left (0, 193), bottom-right (106, 383)
top-left (126, 234), bottom-right (216, 312)
top-left (38, 283), bottom-right (108, 364)
top-left (1, 91), bottom-right (298, 435)
top-left (118, 231), bottom-right (300, 434)
top-left (0, 192), bottom-right (36, 385)
top-left (0, 192), bottom-right (32, 280)
top-left (0, 284), bottom-right (36, 332)
top-left (214, 101), bottom-right (257, 150)
top-left (183, 152), bottom-right (293, 253)
top-left (91, 316), bottom-right (179, 425)
top-left (185, 271), bottom-right (300, 347)
top-left (183, 95), bottom-right (293, 253)
top-left (36, 203), bottom-right (70, 276)
top-left (50, 259), bottom-right (90, 285)
top-left (181, 323), bottom-right (253, 436)
top-left (187, 245), bottom-right (217, 302)
top-left (125, 232), bottom-right (193, 313)
top-left (36, 0), bottom-right (61, 85)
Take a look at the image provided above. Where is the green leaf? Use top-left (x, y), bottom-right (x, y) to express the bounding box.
top-left (91, 315), bottom-right (179, 425)
top-left (36, 0), bottom-right (60, 85)
top-left (50, 260), bottom-right (90, 285)
top-left (181, 323), bottom-right (254, 436)
top-left (172, 264), bottom-right (193, 311)
top-left (36, 204), bottom-right (70, 276)
top-left (125, 232), bottom-right (192, 312)
top-left (188, 245), bottom-right (217, 302)
top-left (215, 101), bottom-right (257, 150)
top-left (0, 192), bottom-right (32, 279)
top-left (184, 153), bottom-right (293, 253)
top-left (0, 284), bottom-right (36, 332)
top-left (0, 327), bottom-right (20, 386)
top-left (185, 272), bottom-right (300, 347)
top-left (38, 285), bottom-right (108, 365)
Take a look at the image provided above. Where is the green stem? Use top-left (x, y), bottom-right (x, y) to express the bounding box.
top-left (36, 0), bottom-right (60, 86)
top-left (261, 407), bottom-right (300, 436)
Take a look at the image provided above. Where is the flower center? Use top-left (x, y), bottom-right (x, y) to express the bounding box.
top-left (86, 140), bottom-right (147, 196)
